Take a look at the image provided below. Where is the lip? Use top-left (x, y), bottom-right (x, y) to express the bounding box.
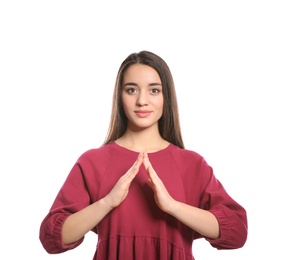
top-left (134, 110), bottom-right (152, 118)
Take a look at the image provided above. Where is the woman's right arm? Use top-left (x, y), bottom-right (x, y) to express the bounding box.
top-left (62, 153), bottom-right (143, 245)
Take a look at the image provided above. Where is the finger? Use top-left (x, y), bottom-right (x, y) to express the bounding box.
top-left (132, 152), bottom-right (143, 172)
top-left (143, 153), bottom-right (159, 183)
top-left (143, 152), bottom-right (151, 171)
top-left (147, 177), bottom-right (154, 188)
top-left (123, 153), bottom-right (143, 181)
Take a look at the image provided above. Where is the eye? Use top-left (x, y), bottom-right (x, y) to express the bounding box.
top-left (150, 88), bottom-right (161, 94)
top-left (125, 87), bottom-right (137, 94)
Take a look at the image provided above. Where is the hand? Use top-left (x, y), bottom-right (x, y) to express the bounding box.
top-left (143, 153), bottom-right (176, 213)
top-left (104, 153), bottom-right (143, 209)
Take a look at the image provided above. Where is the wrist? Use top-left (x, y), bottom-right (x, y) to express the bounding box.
top-left (166, 199), bottom-right (179, 215)
top-left (99, 196), bottom-right (115, 212)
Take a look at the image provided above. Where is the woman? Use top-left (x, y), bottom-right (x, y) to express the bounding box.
top-left (39, 50), bottom-right (248, 259)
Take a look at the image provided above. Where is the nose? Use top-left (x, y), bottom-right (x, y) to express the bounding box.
top-left (136, 91), bottom-right (148, 106)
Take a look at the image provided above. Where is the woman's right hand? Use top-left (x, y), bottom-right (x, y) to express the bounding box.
top-left (103, 152), bottom-right (143, 209)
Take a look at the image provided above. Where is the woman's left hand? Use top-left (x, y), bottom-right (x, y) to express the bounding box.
top-left (143, 153), bottom-right (176, 213)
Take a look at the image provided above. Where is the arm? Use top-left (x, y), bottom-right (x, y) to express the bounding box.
top-left (40, 153), bottom-right (143, 253)
top-left (143, 152), bottom-right (247, 248)
top-left (143, 153), bottom-right (219, 239)
top-left (62, 153), bottom-right (143, 244)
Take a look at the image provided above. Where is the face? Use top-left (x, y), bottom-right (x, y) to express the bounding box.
top-left (122, 64), bottom-right (164, 131)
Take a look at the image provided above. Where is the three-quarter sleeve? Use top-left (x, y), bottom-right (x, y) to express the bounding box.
top-left (198, 159), bottom-right (248, 249)
top-left (39, 162), bottom-right (90, 253)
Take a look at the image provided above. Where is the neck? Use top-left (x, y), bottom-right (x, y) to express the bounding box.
top-left (115, 127), bottom-right (169, 153)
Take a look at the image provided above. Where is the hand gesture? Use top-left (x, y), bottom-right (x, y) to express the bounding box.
top-left (104, 153), bottom-right (143, 209)
top-left (143, 153), bottom-right (176, 213)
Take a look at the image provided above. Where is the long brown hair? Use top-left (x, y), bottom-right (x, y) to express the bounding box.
top-left (103, 50), bottom-right (184, 149)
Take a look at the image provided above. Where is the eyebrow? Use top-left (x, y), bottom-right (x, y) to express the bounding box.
top-left (123, 82), bottom-right (162, 87)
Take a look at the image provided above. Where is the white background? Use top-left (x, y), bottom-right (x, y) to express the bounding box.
top-left (1, 1), bottom-right (285, 259)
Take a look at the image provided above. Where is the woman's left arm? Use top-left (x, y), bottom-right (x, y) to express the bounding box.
top-left (143, 153), bottom-right (220, 239)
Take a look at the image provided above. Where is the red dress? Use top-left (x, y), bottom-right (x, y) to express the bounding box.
top-left (39, 142), bottom-right (248, 259)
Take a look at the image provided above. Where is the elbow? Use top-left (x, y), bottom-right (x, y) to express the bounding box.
top-left (39, 227), bottom-right (70, 254)
top-left (39, 234), bottom-right (62, 254)
top-left (218, 223), bottom-right (248, 250)
top-left (208, 217), bottom-right (248, 250)
top-left (236, 226), bottom-right (248, 249)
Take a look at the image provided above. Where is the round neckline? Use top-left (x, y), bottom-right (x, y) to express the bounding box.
top-left (110, 141), bottom-right (175, 158)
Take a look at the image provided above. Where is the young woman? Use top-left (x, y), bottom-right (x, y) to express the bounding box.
top-left (39, 50), bottom-right (248, 259)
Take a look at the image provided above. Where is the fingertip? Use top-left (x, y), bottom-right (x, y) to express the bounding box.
top-left (142, 155), bottom-right (148, 164)
top-left (137, 153), bottom-right (144, 163)
top-left (143, 152), bottom-right (149, 159)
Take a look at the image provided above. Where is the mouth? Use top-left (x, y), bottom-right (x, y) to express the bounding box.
top-left (134, 110), bottom-right (152, 118)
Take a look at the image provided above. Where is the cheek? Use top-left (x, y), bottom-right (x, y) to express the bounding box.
top-left (156, 97), bottom-right (164, 111)
top-left (121, 96), bottom-right (134, 115)
top-left (151, 97), bottom-right (164, 118)
top-left (121, 95), bottom-right (130, 108)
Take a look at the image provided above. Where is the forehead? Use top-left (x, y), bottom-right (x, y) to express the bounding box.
top-left (123, 64), bottom-right (161, 82)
